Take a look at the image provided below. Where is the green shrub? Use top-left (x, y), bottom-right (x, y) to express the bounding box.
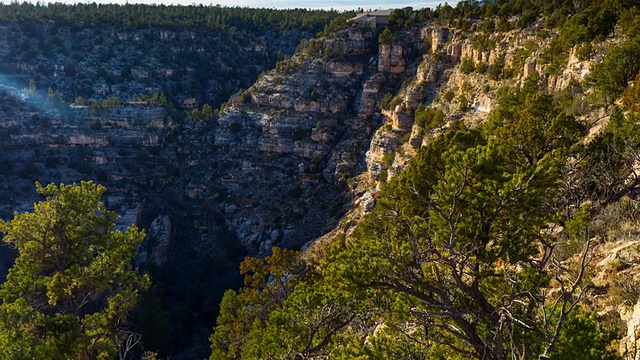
top-left (292, 126), bottom-right (305, 141)
top-left (415, 104), bottom-right (446, 130)
top-left (238, 89), bottom-right (250, 105)
top-left (460, 57), bottom-right (475, 74)
top-left (379, 93), bottom-right (394, 110)
top-left (623, 73), bottom-right (640, 112)
top-left (378, 27), bottom-right (397, 45)
top-left (443, 89), bottom-right (456, 103)
top-left (382, 152), bottom-right (395, 169)
top-left (96, 169), bottom-right (109, 182)
top-left (591, 38), bottom-right (640, 105)
top-left (575, 42), bottom-right (593, 61)
top-left (18, 162), bottom-right (42, 179)
top-left (461, 81), bottom-right (472, 93)
top-left (457, 95), bottom-right (469, 112)
top-left (475, 62), bottom-right (488, 74)
top-left (488, 64), bottom-right (503, 80)
top-left (379, 169), bottom-right (388, 183)
top-left (228, 118), bottom-right (242, 132)
top-left (76, 161), bottom-right (93, 175)
top-left (549, 310), bottom-right (621, 360)
top-left (389, 96), bottom-right (403, 110)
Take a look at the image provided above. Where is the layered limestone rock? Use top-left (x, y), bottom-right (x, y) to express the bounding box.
top-left (378, 44), bottom-right (406, 73)
top-left (0, 92), bottom-right (180, 228)
top-left (211, 23), bottom-right (432, 253)
top-left (135, 215), bottom-right (172, 267)
top-left (148, 215), bottom-right (172, 266)
top-left (381, 107), bottom-right (414, 131)
top-left (429, 27), bottom-right (450, 52)
top-left (474, 95), bottom-right (493, 113)
top-left (365, 47), bottom-right (449, 182)
top-left (523, 56), bottom-right (537, 78)
top-left (67, 134), bottom-right (109, 146)
top-left (365, 127), bottom-right (402, 180)
top-left (212, 26), bottom-right (384, 253)
top-left (113, 202), bottom-right (144, 232)
top-left (542, 42), bottom-right (611, 93)
top-left (0, 21), bottom-right (310, 116)
top-left (619, 298), bottom-right (640, 360)
top-left (363, 20), bottom-right (606, 191)
top-left (326, 61), bottom-right (365, 77)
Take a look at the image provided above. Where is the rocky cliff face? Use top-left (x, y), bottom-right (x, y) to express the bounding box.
top-left (0, 17), bottom-right (435, 359)
top-left (361, 20), bottom-right (611, 196)
top-left (0, 92), bottom-right (176, 218)
top-left (0, 20), bottom-right (306, 109)
top-left (208, 25), bottom-right (429, 254)
top-left (0, 82), bottom-right (238, 359)
top-left (213, 26), bottom-right (378, 253)
top-left (0, 18), bottom-right (313, 277)
top-left (0, 24), bottom-right (405, 351)
top-left (1, 12), bottom-right (636, 359)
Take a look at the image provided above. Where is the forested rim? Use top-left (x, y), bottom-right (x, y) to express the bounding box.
top-left (0, 2), bottom-right (352, 34)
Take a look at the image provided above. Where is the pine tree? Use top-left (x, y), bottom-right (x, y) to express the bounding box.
top-left (0, 182), bottom-right (150, 359)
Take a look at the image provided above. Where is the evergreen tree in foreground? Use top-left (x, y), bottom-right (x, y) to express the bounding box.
top-left (0, 182), bottom-right (149, 359)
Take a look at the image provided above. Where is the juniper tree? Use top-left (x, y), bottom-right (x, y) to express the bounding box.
top-left (0, 182), bottom-right (149, 360)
